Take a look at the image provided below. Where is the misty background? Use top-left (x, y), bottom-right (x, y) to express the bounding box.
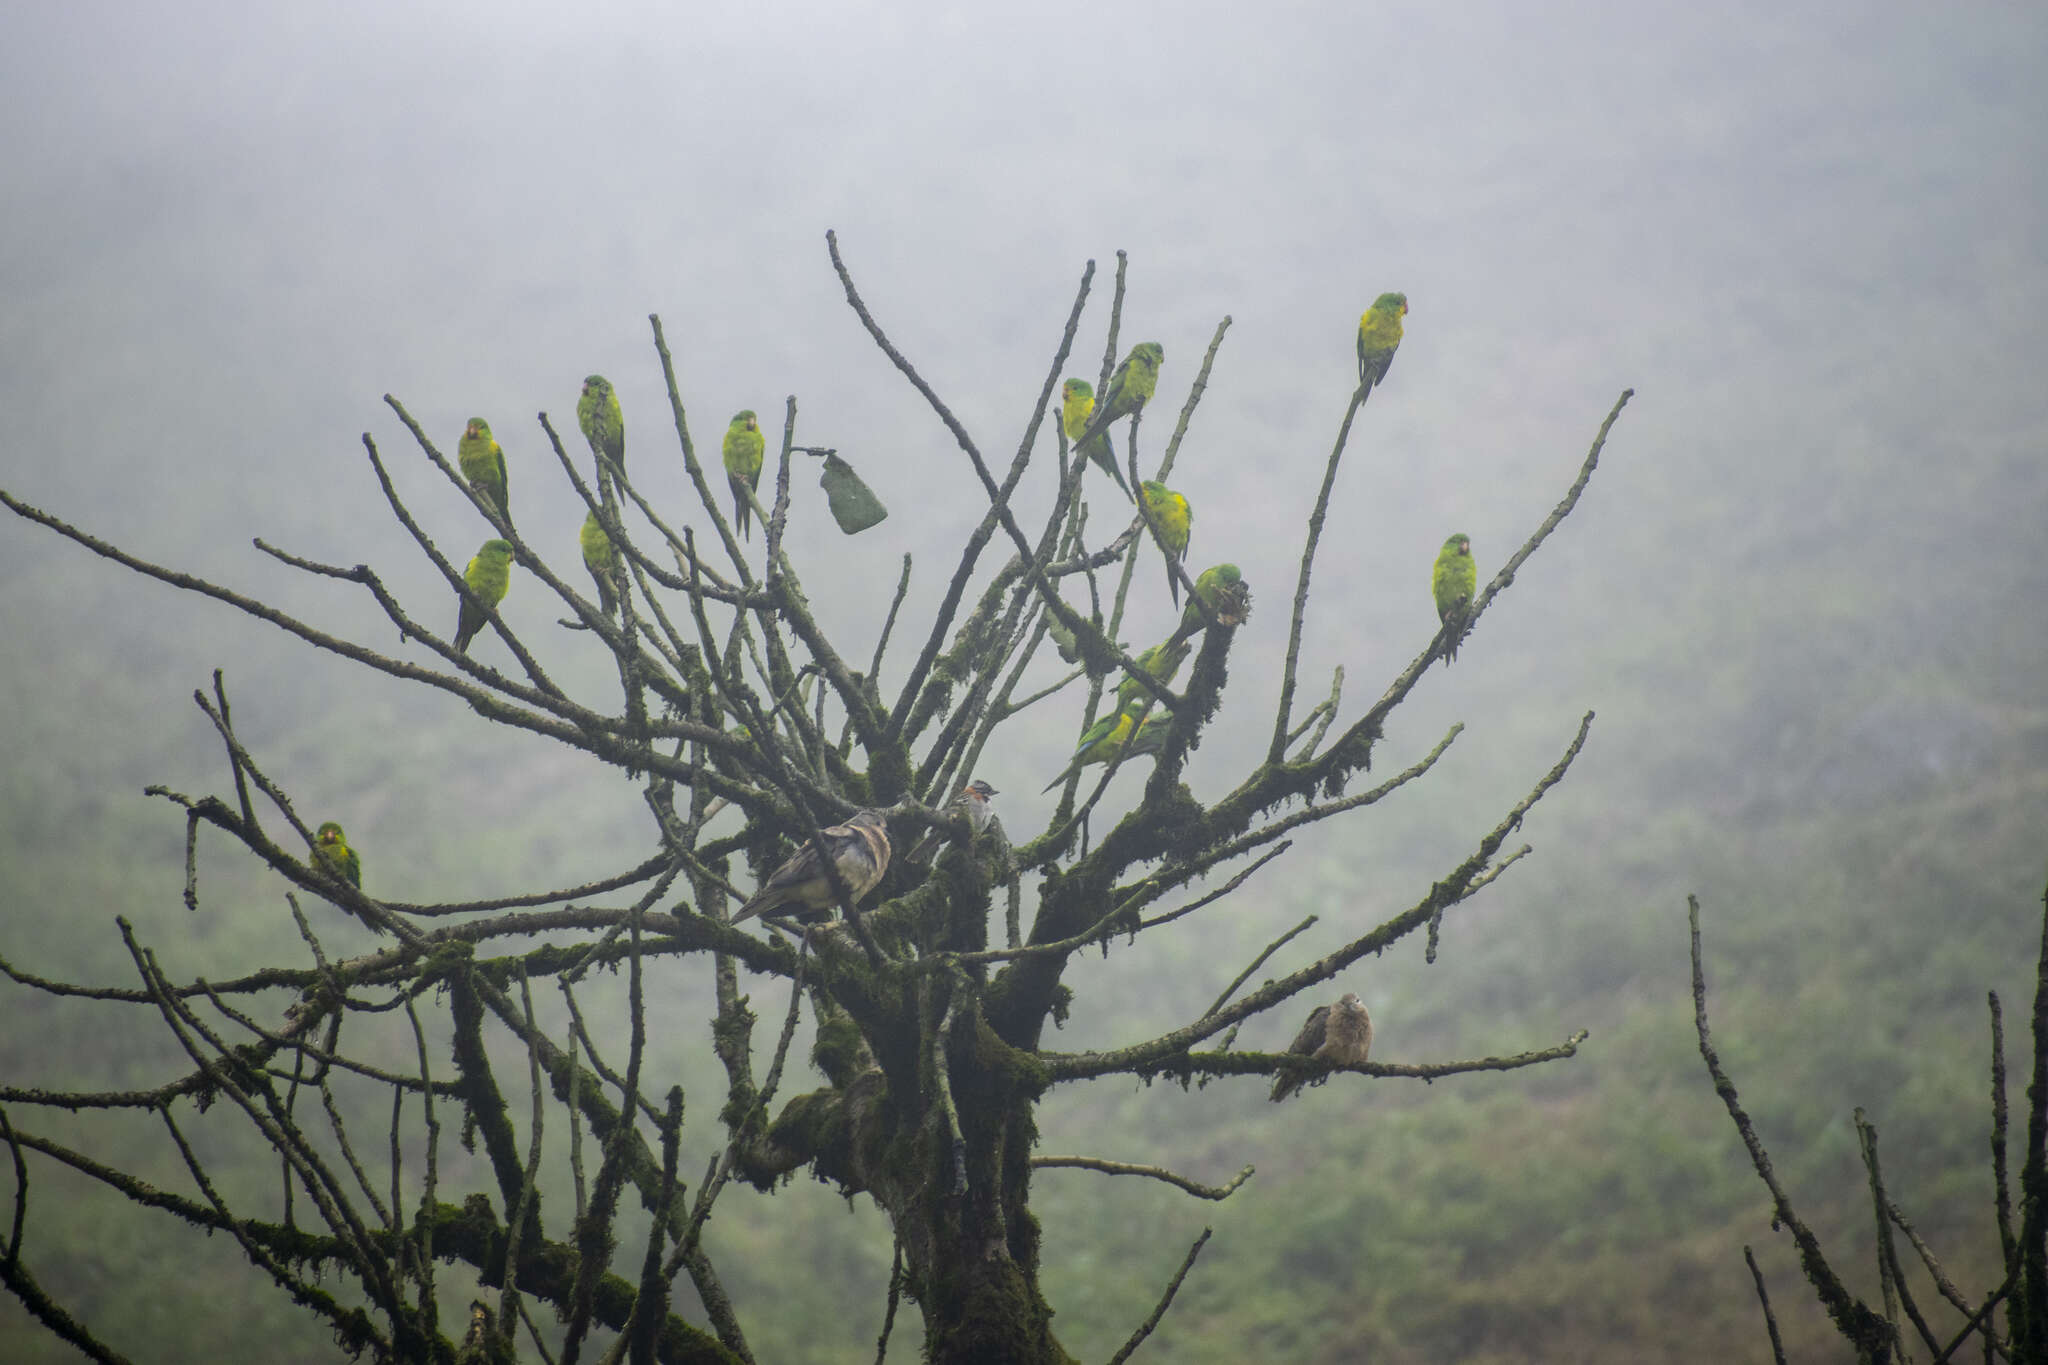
top-left (3, 2), bottom-right (2045, 1361)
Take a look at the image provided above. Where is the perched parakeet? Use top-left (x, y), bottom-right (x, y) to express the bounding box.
top-left (1072, 342), bottom-right (1164, 449)
top-left (1432, 532), bottom-right (1476, 662)
top-left (454, 539), bottom-right (515, 655)
top-left (1356, 293), bottom-right (1407, 394)
top-left (722, 410), bottom-right (765, 540)
top-left (1171, 563), bottom-right (1248, 644)
top-left (1041, 706), bottom-right (1141, 793)
top-left (1115, 639), bottom-right (1189, 713)
top-left (1124, 710), bottom-right (1173, 759)
top-left (580, 510), bottom-right (618, 616)
top-left (311, 821), bottom-right (361, 889)
top-left (577, 375), bottom-right (625, 476)
top-left (732, 809), bottom-right (893, 923)
top-left (1138, 480), bottom-right (1193, 606)
top-left (1060, 378), bottom-right (1133, 499)
top-left (457, 418), bottom-right (511, 529)
top-left (1270, 992), bottom-right (1374, 1102)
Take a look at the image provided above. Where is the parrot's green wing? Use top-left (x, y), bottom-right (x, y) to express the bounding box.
top-left (1126, 712), bottom-right (1172, 759)
top-left (1080, 431), bottom-right (1132, 499)
top-left (722, 411), bottom-right (766, 541)
top-left (1042, 708), bottom-right (1136, 792)
top-left (1115, 639), bottom-right (1189, 712)
top-left (580, 511), bottom-right (618, 616)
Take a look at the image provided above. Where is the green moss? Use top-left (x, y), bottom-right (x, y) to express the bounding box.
top-left (1047, 984), bottom-right (1074, 1027)
top-left (1147, 782), bottom-right (1208, 860)
top-left (924, 1253), bottom-right (1077, 1365)
top-left (811, 1013), bottom-right (868, 1087)
top-left (763, 1090), bottom-right (848, 1171)
top-left (971, 1012), bottom-right (1050, 1096)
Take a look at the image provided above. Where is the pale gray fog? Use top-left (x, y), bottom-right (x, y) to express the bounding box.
top-left (2, 2), bottom-right (2044, 1360)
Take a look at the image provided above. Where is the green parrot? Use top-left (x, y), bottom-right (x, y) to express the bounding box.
top-left (580, 510), bottom-right (618, 615)
top-left (1138, 480), bottom-right (1193, 607)
top-left (722, 410), bottom-right (765, 540)
top-left (454, 539), bottom-right (515, 655)
top-left (577, 375), bottom-right (625, 476)
top-left (1042, 705), bottom-right (1143, 793)
top-left (1125, 710), bottom-right (1173, 759)
top-left (1356, 293), bottom-right (1407, 394)
top-left (457, 418), bottom-right (511, 529)
top-left (1072, 342), bottom-right (1164, 449)
top-left (1432, 532), bottom-right (1476, 662)
top-left (1060, 378), bottom-right (1133, 499)
top-left (1115, 639), bottom-right (1189, 713)
top-left (1170, 563), bottom-right (1247, 644)
top-left (311, 821), bottom-right (361, 889)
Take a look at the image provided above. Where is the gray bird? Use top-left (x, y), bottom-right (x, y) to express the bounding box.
top-left (907, 779), bottom-right (1000, 864)
top-left (1269, 992), bottom-right (1374, 1102)
top-left (732, 809), bottom-right (892, 923)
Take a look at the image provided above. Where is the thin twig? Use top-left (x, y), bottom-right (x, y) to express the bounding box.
top-left (1744, 1245), bottom-right (1789, 1365)
top-left (1201, 916), bottom-right (1318, 1021)
top-left (872, 1238), bottom-right (903, 1365)
top-left (1855, 1109), bottom-right (1915, 1357)
top-left (1269, 386), bottom-right (1365, 761)
top-left (1932, 1274), bottom-right (2014, 1364)
top-left (1135, 844), bottom-right (1295, 934)
top-left (1106, 1227), bottom-right (1211, 1365)
top-left (1030, 1156), bottom-right (1253, 1202)
top-left (1887, 1190), bottom-right (1980, 1320)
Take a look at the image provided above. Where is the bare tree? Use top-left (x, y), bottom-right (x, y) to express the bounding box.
top-left (1692, 882), bottom-right (2048, 1364)
top-left (0, 239), bottom-right (1627, 1364)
